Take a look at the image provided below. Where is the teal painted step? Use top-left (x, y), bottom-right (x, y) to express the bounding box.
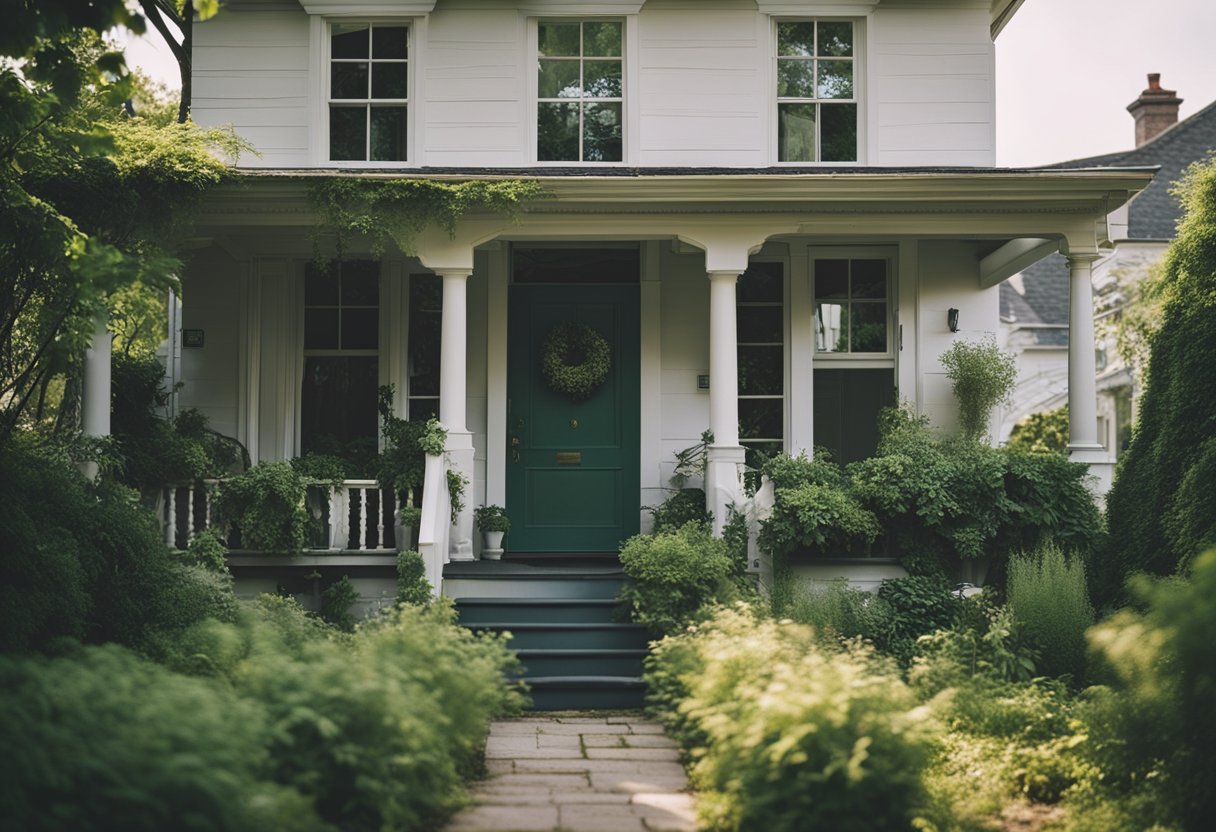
top-left (456, 598), bottom-right (625, 625)
top-left (526, 676), bottom-right (647, 711)
top-left (443, 576), bottom-right (625, 600)
top-left (515, 649), bottom-right (646, 678)
top-left (472, 622), bottom-right (650, 650)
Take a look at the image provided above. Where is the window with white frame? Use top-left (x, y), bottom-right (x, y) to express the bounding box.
top-left (776, 20), bottom-right (857, 163)
top-left (301, 261), bottom-right (380, 458)
top-left (537, 20), bottom-right (623, 162)
top-left (328, 23), bottom-right (408, 162)
top-left (813, 258), bottom-right (888, 354)
top-left (737, 262), bottom-right (785, 470)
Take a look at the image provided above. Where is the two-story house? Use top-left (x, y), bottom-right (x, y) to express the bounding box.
top-left (92, 0), bottom-right (1151, 590)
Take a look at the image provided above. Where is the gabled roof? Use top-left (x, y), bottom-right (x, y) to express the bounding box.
top-left (1045, 99), bottom-right (1216, 239)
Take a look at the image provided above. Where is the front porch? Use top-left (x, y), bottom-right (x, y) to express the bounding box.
top-left (82, 168), bottom-right (1151, 595)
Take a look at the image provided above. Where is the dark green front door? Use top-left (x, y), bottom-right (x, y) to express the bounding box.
top-left (506, 285), bottom-right (640, 552)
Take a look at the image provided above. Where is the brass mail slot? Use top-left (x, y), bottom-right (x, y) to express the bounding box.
top-left (556, 452), bottom-right (582, 465)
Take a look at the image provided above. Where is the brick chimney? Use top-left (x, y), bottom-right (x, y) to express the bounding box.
top-left (1127, 73), bottom-right (1182, 147)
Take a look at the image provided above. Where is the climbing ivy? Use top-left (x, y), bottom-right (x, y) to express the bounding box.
top-left (307, 177), bottom-right (546, 259)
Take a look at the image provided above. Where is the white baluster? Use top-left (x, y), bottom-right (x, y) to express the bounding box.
top-left (186, 485), bottom-right (196, 546)
top-left (166, 488), bottom-right (177, 549)
top-left (204, 486), bottom-right (212, 531)
top-left (359, 487), bottom-right (369, 550)
top-left (376, 487), bottom-right (385, 549)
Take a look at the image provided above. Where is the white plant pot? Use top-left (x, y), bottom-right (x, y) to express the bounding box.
top-left (482, 530), bottom-right (505, 559)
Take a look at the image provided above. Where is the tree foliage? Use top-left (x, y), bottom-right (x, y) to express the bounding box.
top-left (1102, 156), bottom-right (1216, 603)
top-left (1007, 405), bottom-right (1069, 455)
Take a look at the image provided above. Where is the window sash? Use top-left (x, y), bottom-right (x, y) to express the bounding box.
top-left (536, 19), bottom-right (623, 163)
top-left (328, 23), bottom-right (409, 162)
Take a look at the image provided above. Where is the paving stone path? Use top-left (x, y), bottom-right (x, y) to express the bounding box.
top-left (445, 714), bottom-right (698, 832)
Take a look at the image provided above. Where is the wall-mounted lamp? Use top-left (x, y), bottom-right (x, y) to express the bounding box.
top-left (947, 308), bottom-right (960, 333)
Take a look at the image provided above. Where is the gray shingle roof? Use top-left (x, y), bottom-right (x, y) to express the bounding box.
top-left (1046, 99), bottom-right (1216, 239)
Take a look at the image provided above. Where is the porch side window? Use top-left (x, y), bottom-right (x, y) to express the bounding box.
top-left (537, 20), bottom-right (623, 162)
top-left (301, 261), bottom-right (380, 460)
top-left (407, 274), bottom-right (442, 421)
top-left (329, 23), bottom-right (408, 162)
top-left (776, 20), bottom-right (857, 162)
top-left (738, 262), bottom-right (785, 470)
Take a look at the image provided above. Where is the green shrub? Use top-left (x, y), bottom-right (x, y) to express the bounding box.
top-left (396, 550), bottom-right (432, 605)
top-left (0, 644), bottom-right (322, 832)
top-left (1007, 405), bottom-right (1069, 454)
top-left (911, 603), bottom-right (1038, 693)
top-left (0, 442), bottom-right (239, 653)
top-left (1072, 549), bottom-right (1216, 831)
top-left (647, 605), bottom-right (935, 832)
top-left (876, 575), bottom-right (960, 665)
top-left (1007, 543), bottom-right (1094, 681)
top-left (216, 462), bottom-right (311, 553)
top-left (290, 453), bottom-right (349, 487)
top-left (781, 579), bottom-right (895, 650)
top-left (939, 338), bottom-right (1017, 441)
top-left (618, 524), bottom-right (735, 636)
top-left (647, 487), bottom-right (710, 533)
top-left (319, 575), bottom-right (360, 631)
top-left (182, 528), bottom-right (228, 572)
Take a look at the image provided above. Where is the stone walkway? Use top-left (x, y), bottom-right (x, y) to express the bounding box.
top-left (446, 714), bottom-right (697, 832)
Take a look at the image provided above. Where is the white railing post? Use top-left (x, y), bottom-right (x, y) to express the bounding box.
top-left (185, 484), bottom-right (196, 547)
top-left (417, 453), bottom-right (449, 598)
top-left (328, 485), bottom-right (349, 550)
top-left (166, 487), bottom-right (177, 549)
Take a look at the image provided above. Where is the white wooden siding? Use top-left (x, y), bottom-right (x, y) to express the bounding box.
top-left (193, 11), bottom-right (311, 168)
top-left (194, 0), bottom-right (998, 169)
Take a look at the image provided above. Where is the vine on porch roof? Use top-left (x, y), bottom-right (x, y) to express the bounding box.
top-left (306, 177), bottom-right (546, 260)
top-left (541, 322), bottom-right (612, 401)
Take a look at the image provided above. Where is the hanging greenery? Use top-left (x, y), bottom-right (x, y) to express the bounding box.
top-left (540, 322), bottom-right (612, 401)
top-left (307, 177), bottom-right (546, 259)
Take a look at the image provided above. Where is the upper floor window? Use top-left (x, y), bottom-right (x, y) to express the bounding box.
top-left (329, 23), bottom-right (408, 162)
top-left (776, 21), bottom-right (857, 163)
top-left (537, 20), bottom-right (622, 162)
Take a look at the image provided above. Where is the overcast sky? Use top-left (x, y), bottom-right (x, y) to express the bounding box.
top-left (119, 0), bottom-right (1216, 168)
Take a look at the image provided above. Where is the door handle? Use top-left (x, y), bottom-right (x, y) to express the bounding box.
top-left (510, 436), bottom-right (520, 464)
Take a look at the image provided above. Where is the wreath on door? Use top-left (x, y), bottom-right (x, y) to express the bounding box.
top-left (541, 322), bottom-right (612, 401)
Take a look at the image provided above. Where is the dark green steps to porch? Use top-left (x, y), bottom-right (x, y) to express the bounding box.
top-left (446, 560), bottom-right (649, 710)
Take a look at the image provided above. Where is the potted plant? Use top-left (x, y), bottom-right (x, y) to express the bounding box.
top-left (474, 505), bottom-right (510, 558)
top-left (395, 503), bottom-right (422, 551)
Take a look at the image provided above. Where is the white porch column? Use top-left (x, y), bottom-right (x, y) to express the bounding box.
top-left (1066, 252), bottom-right (1115, 496)
top-left (706, 270), bottom-right (746, 536)
top-left (80, 315), bottom-right (112, 479)
top-left (439, 269), bottom-right (475, 560)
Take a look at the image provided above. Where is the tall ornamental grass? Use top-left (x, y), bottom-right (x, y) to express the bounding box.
top-left (1007, 543), bottom-right (1094, 681)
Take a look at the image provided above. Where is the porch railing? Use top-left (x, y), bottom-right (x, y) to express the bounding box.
top-left (160, 479), bottom-right (407, 554)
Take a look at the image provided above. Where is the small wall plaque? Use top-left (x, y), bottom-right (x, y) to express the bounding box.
top-left (697, 374), bottom-right (710, 390)
top-left (183, 329), bottom-right (205, 348)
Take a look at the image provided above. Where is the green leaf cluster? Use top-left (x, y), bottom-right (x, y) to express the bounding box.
top-left (939, 338), bottom-right (1018, 441)
top-left (1007, 405), bottom-right (1069, 455)
top-left (619, 523), bottom-right (736, 636)
top-left (395, 550), bottom-right (432, 606)
top-left (215, 462), bottom-right (312, 554)
top-left (646, 604), bottom-right (936, 832)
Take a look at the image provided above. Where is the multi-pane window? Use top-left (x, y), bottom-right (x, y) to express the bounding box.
top-left (776, 20), bottom-right (857, 162)
top-left (406, 274), bottom-right (442, 421)
top-left (737, 262), bottom-right (785, 470)
top-left (301, 261), bottom-right (380, 458)
top-left (537, 20), bottom-right (623, 162)
top-left (814, 258), bottom-right (888, 354)
top-left (329, 23), bottom-right (408, 162)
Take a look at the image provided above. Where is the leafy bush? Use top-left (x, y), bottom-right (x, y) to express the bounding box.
top-left (182, 528), bottom-right (228, 572)
top-left (1007, 405), bottom-right (1069, 454)
top-left (911, 603), bottom-right (1039, 693)
top-left (876, 575), bottom-right (960, 665)
top-left (647, 487), bottom-right (710, 534)
top-left (619, 524), bottom-right (735, 636)
top-left (0, 442), bottom-right (239, 652)
top-left (0, 644), bottom-right (321, 832)
top-left (1102, 159), bottom-right (1216, 605)
top-left (216, 462), bottom-right (311, 553)
top-left (396, 550), bottom-right (432, 605)
top-left (290, 453), bottom-right (349, 488)
top-left (646, 605), bottom-right (936, 831)
top-left (781, 579), bottom-right (895, 650)
top-left (1007, 542), bottom-right (1094, 681)
top-left (319, 575), bottom-right (360, 631)
top-left (168, 597), bottom-right (524, 832)
top-left (1071, 549), bottom-right (1216, 831)
top-left (758, 452), bottom-right (879, 557)
top-left (939, 338), bottom-right (1017, 441)
top-left (376, 387), bottom-right (427, 497)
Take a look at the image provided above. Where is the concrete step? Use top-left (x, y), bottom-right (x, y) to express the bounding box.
top-left (524, 676), bottom-right (647, 711)
top-left (456, 597), bottom-right (625, 625)
top-left (515, 649), bottom-right (647, 678)
top-left (472, 622), bottom-right (650, 651)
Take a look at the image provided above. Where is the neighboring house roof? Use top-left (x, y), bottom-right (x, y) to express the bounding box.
top-left (1047, 99), bottom-right (1216, 239)
top-left (1003, 98), bottom-right (1216, 334)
